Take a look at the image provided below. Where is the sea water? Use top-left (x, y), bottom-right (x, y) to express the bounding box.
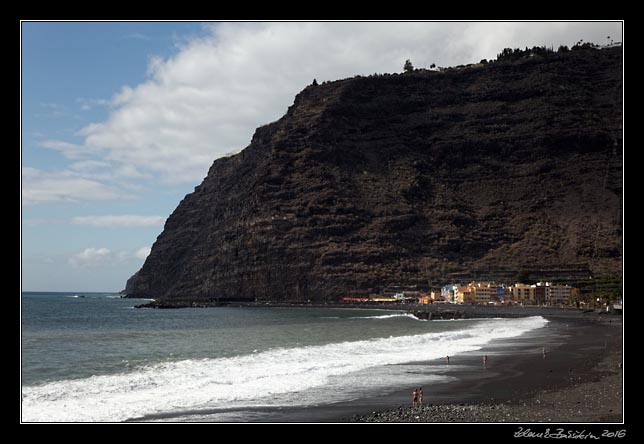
top-left (21, 292), bottom-right (548, 422)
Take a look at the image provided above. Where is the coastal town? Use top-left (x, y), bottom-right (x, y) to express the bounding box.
top-left (341, 280), bottom-right (622, 312)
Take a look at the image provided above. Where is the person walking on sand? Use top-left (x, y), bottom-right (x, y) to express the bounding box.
top-left (418, 387), bottom-right (424, 406)
top-left (412, 388), bottom-right (418, 408)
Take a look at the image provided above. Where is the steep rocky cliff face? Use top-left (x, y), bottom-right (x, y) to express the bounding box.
top-left (126, 46), bottom-right (622, 302)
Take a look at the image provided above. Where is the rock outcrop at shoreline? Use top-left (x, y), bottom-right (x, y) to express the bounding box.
top-left (126, 46), bottom-right (622, 302)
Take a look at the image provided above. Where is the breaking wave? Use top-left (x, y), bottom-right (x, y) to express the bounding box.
top-left (22, 316), bottom-right (547, 422)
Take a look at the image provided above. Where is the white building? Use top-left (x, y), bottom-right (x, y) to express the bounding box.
top-left (441, 285), bottom-right (459, 303)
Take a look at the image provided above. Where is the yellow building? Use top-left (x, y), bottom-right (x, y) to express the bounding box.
top-left (473, 282), bottom-right (501, 303)
top-left (370, 297), bottom-right (398, 302)
top-left (510, 284), bottom-right (535, 304)
top-left (419, 294), bottom-right (432, 305)
top-left (457, 285), bottom-right (475, 304)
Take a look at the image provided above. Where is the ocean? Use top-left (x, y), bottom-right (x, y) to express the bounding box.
top-left (21, 292), bottom-right (548, 422)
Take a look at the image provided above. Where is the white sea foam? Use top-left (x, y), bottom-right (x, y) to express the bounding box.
top-left (352, 312), bottom-right (424, 321)
top-left (322, 312), bottom-right (417, 320)
top-left (21, 316), bottom-right (547, 422)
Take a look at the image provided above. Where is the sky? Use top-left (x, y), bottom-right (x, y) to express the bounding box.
top-left (21, 21), bottom-right (623, 292)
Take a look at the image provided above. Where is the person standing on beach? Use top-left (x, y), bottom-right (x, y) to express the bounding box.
top-left (412, 388), bottom-right (418, 408)
top-left (418, 387), bottom-right (424, 406)
top-left (542, 347), bottom-right (547, 359)
top-left (483, 355), bottom-right (488, 367)
top-left (446, 355), bottom-right (450, 365)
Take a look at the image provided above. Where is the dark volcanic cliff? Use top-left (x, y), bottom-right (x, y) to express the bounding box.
top-left (126, 46), bottom-right (622, 302)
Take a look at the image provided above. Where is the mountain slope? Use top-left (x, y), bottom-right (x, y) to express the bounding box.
top-left (126, 46), bottom-right (622, 302)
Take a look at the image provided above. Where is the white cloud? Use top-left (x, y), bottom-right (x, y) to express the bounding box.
top-left (67, 246), bottom-right (151, 268)
top-left (48, 22), bottom-right (621, 185)
top-left (66, 160), bottom-right (149, 181)
top-left (114, 164), bottom-right (151, 179)
top-left (116, 251), bottom-right (131, 262)
top-left (69, 160), bottom-right (111, 171)
top-left (135, 246), bottom-right (151, 260)
top-left (68, 247), bottom-right (112, 268)
top-left (21, 167), bottom-right (131, 204)
top-left (40, 139), bottom-right (94, 159)
top-left (76, 97), bottom-right (110, 112)
top-left (71, 215), bottom-right (165, 228)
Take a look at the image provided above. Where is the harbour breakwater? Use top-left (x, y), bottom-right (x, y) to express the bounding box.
top-left (133, 299), bottom-right (618, 322)
top-left (408, 304), bottom-right (602, 320)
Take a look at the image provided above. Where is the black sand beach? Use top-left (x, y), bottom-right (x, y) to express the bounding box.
top-left (348, 315), bottom-right (623, 423)
top-left (231, 314), bottom-right (622, 423)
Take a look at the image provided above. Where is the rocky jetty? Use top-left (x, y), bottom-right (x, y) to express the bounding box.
top-left (126, 46), bottom-right (622, 302)
top-left (409, 304), bottom-right (602, 320)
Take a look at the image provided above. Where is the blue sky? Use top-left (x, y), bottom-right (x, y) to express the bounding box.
top-left (22, 22), bottom-right (208, 291)
top-left (21, 21), bottom-right (623, 292)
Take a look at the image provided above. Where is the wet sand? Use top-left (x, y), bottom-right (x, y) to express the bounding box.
top-left (243, 315), bottom-right (622, 423)
top-left (350, 316), bottom-right (623, 423)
